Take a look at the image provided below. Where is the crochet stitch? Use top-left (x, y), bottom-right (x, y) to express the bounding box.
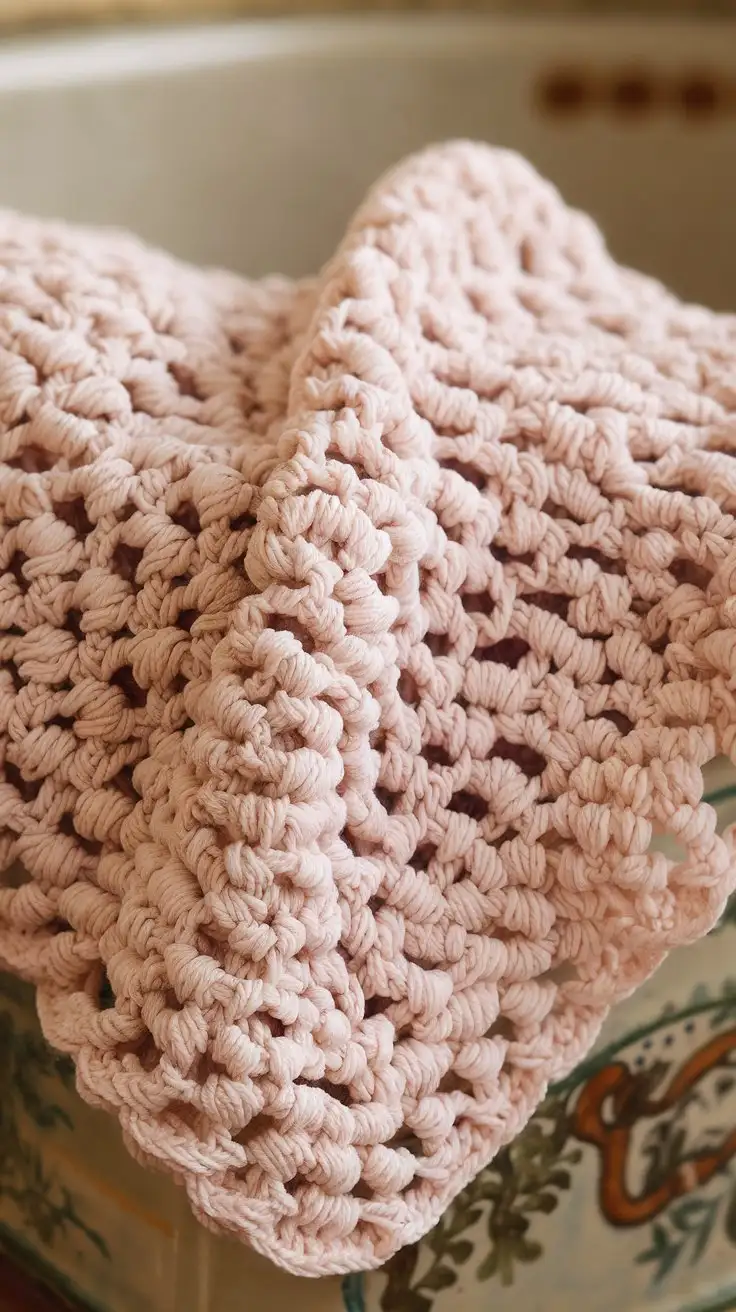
top-left (1, 143), bottom-right (735, 1277)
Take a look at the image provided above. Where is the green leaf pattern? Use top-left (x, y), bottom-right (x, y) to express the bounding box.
top-left (0, 980), bottom-right (108, 1261)
top-left (378, 972), bottom-right (736, 1310)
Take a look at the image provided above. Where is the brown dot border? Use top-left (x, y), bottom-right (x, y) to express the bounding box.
top-left (538, 67), bottom-right (736, 120)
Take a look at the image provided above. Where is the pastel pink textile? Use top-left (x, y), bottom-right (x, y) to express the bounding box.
top-left (1, 143), bottom-right (735, 1276)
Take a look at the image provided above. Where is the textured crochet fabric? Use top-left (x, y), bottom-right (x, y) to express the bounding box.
top-left (1, 142), bottom-right (736, 1277)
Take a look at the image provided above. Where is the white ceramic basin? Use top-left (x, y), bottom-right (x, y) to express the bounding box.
top-left (0, 15), bottom-right (735, 309)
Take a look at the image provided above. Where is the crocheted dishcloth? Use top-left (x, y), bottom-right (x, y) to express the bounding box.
top-left (1, 143), bottom-right (735, 1277)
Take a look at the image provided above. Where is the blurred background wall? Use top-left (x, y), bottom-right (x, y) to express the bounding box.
top-left (0, 0), bottom-right (734, 38)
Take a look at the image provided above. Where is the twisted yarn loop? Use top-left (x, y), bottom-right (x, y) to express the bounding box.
top-left (1, 143), bottom-right (735, 1276)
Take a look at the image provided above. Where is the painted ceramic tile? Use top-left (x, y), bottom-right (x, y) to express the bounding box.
top-left (1, 758), bottom-right (735, 1311)
top-left (0, 975), bottom-right (344, 1311)
top-left (352, 761), bottom-right (736, 1312)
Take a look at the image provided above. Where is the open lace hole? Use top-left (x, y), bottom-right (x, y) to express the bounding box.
top-left (283, 1173), bottom-right (308, 1197)
top-left (493, 546), bottom-right (535, 567)
top-left (424, 631), bottom-right (451, 658)
top-left (113, 767), bottom-right (137, 801)
top-left (448, 790), bottom-right (487, 822)
top-left (111, 666), bottom-right (147, 709)
top-left (491, 739), bottom-right (546, 778)
top-left (649, 480), bottom-right (697, 498)
top-left (99, 971), bottom-right (116, 1010)
top-left (670, 558), bottom-right (712, 591)
top-left (163, 1100), bottom-right (204, 1133)
top-left (7, 445), bottom-right (55, 473)
top-left (55, 498), bottom-right (93, 538)
top-left (112, 543), bottom-right (144, 584)
top-left (171, 502), bottom-right (200, 536)
top-left (376, 787), bottom-right (401, 816)
top-left (542, 499), bottom-right (582, 524)
top-left (567, 544), bottom-right (624, 572)
top-left (49, 714), bottom-right (75, 731)
top-left (270, 616), bottom-right (315, 654)
top-left (363, 994), bottom-right (393, 1019)
top-left (476, 636), bottom-right (530, 666)
top-left (234, 1113), bottom-right (272, 1148)
top-left (5, 762), bottom-right (41, 802)
top-left (525, 591), bottom-right (569, 618)
top-left (7, 553), bottom-right (28, 589)
top-left (352, 1178), bottom-right (375, 1201)
top-left (442, 458), bottom-right (485, 491)
top-left (485, 1015), bottom-right (515, 1042)
top-left (294, 1078), bottom-right (351, 1108)
top-left (66, 609), bottom-right (84, 642)
top-left (49, 917), bottom-right (72, 934)
top-left (59, 813), bottom-right (103, 856)
top-left (437, 1071), bottom-right (474, 1096)
top-left (384, 1128), bottom-right (424, 1156)
top-left (398, 671), bottom-right (418, 706)
top-left (539, 961), bottom-right (580, 987)
top-left (2, 863), bottom-right (32, 889)
top-left (177, 609), bottom-right (198, 634)
top-left (168, 361), bottom-right (202, 401)
top-left (369, 729), bottom-right (386, 756)
top-left (320, 1080), bottom-right (352, 1105)
top-left (231, 511), bottom-right (257, 532)
top-left (410, 843), bottom-right (437, 873)
top-left (462, 592), bottom-right (493, 616)
top-left (600, 710), bottom-right (634, 735)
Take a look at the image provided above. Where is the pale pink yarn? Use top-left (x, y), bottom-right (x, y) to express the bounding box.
top-left (1, 142), bottom-right (735, 1277)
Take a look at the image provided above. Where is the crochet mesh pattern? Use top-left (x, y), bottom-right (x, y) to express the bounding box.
top-left (1, 143), bottom-right (735, 1276)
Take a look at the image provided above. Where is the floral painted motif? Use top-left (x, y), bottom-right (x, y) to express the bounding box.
top-left (359, 967), bottom-right (736, 1312)
top-left (0, 974), bottom-right (107, 1265)
top-left (351, 774), bottom-right (736, 1312)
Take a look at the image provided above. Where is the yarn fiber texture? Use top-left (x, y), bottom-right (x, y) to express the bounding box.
top-left (1, 142), bottom-right (735, 1277)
